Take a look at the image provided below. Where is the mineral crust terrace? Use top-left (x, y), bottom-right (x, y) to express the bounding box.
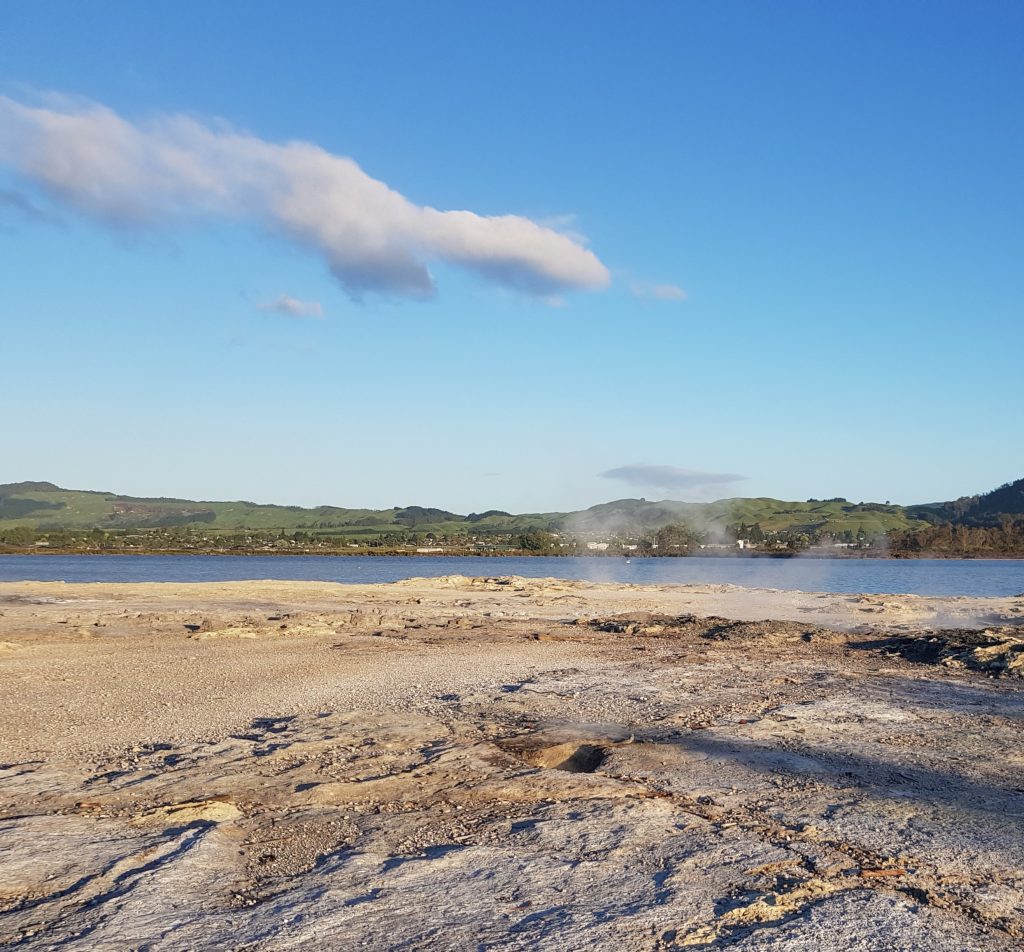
top-left (1, 576), bottom-right (1023, 950)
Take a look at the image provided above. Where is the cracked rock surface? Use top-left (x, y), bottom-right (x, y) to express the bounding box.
top-left (1, 577), bottom-right (1023, 949)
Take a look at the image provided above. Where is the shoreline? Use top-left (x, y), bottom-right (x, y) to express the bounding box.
top-left (4, 547), bottom-right (1024, 560)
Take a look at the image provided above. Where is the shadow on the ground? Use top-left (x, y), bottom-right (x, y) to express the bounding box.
top-left (654, 722), bottom-right (1024, 823)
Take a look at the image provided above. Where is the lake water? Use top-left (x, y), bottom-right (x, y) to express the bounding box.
top-left (1, 554), bottom-right (1023, 597)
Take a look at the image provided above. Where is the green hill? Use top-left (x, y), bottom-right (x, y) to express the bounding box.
top-left (908, 477), bottom-right (1024, 526)
top-left (0, 480), bottom-right (929, 541)
top-left (562, 496), bottom-right (924, 539)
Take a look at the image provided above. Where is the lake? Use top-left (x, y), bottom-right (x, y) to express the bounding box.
top-left (1, 554), bottom-right (1023, 597)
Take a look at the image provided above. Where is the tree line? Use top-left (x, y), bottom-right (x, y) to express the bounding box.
top-left (887, 518), bottom-right (1024, 556)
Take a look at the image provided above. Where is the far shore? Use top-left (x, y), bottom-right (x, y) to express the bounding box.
top-left (3, 546), bottom-right (1024, 560)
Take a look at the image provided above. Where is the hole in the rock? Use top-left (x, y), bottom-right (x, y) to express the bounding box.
top-left (517, 742), bottom-right (608, 773)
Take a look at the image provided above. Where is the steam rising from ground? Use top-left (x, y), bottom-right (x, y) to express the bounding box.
top-left (0, 94), bottom-right (611, 300)
top-left (562, 497), bottom-right (736, 546)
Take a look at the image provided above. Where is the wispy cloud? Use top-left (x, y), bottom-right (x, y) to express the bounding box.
top-left (258, 294), bottom-right (324, 318)
top-left (600, 464), bottom-right (746, 495)
top-left (630, 280), bottom-right (687, 301)
top-left (0, 187), bottom-right (52, 224)
top-left (0, 93), bottom-right (611, 301)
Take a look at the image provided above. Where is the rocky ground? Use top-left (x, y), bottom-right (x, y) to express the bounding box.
top-left (1, 576), bottom-right (1023, 950)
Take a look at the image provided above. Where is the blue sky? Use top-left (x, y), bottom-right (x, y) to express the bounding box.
top-left (1, 1), bottom-right (1021, 512)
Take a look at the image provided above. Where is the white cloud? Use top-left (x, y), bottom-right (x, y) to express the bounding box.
top-left (258, 294), bottom-right (324, 318)
top-left (631, 280), bottom-right (687, 301)
top-left (600, 464), bottom-right (746, 494)
top-left (0, 94), bottom-right (611, 300)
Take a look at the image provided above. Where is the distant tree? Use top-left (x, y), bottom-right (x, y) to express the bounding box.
top-left (732, 522), bottom-right (765, 544)
top-left (517, 530), bottom-right (555, 552)
top-left (655, 524), bottom-right (701, 551)
top-left (0, 526), bottom-right (35, 546)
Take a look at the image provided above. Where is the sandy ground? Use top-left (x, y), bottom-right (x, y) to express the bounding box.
top-left (1, 576), bottom-right (1023, 950)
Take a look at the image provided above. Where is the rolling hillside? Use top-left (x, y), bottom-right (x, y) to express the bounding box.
top-left (908, 478), bottom-right (1024, 526)
top-left (565, 497), bottom-right (924, 539)
top-left (0, 480), bottom-right (931, 540)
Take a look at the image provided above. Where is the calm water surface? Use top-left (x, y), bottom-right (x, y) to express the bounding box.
top-left (1, 554), bottom-right (1023, 597)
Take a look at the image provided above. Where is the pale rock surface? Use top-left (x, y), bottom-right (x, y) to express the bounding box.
top-left (1, 577), bottom-right (1023, 949)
